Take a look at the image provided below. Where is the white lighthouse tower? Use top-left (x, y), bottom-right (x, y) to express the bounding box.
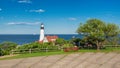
top-left (39, 23), bottom-right (44, 42)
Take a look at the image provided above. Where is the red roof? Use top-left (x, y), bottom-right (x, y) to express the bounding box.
top-left (46, 36), bottom-right (58, 42)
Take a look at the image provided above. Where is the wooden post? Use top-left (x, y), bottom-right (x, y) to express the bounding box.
top-left (29, 49), bottom-right (31, 53)
top-left (46, 48), bottom-right (48, 52)
top-left (11, 50), bottom-right (14, 55)
top-left (61, 47), bottom-right (63, 51)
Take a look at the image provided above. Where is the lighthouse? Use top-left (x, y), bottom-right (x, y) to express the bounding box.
top-left (39, 23), bottom-right (44, 42)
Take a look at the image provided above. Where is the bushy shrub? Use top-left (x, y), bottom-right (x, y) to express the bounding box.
top-left (63, 46), bottom-right (79, 52)
top-left (55, 38), bottom-right (67, 46)
top-left (63, 43), bottom-right (73, 48)
top-left (15, 42), bottom-right (61, 53)
top-left (63, 43), bottom-right (78, 52)
top-left (0, 41), bottom-right (17, 55)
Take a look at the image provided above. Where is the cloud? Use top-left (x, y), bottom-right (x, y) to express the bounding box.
top-left (18, 0), bottom-right (32, 3)
top-left (8, 22), bottom-right (40, 25)
top-left (68, 17), bottom-right (77, 21)
top-left (30, 9), bottom-right (45, 13)
top-left (0, 8), bottom-right (2, 11)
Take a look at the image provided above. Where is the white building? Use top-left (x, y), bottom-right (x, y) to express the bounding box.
top-left (39, 23), bottom-right (44, 42)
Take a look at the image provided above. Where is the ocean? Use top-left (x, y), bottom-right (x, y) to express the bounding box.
top-left (0, 34), bottom-right (82, 45)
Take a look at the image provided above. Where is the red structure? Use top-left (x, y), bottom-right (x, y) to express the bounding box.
top-left (45, 36), bottom-right (58, 42)
top-left (38, 35), bottom-right (58, 43)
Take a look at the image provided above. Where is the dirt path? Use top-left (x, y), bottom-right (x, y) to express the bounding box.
top-left (0, 52), bottom-right (120, 68)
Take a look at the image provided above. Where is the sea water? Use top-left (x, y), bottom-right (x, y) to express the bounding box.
top-left (0, 34), bottom-right (82, 45)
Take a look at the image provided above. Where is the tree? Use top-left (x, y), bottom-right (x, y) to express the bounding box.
top-left (103, 23), bottom-right (120, 45)
top-left (77, 19), bottom-right (120, 50)
top-left (70, 38), bottom-right (81, 47)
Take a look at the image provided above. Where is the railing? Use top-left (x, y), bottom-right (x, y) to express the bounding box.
top-left (11, 48), bottom-right (62, 54)
top-left (105, 45), bottom-right (120, 47)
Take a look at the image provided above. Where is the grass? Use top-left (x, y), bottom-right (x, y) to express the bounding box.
top-left (78, 47), bottom-right (120, 53)
top-left (102, 47), bottom-right (120, 53)
top-left (0, 51), bottom-right (74, 60)
top-left (0, 47), bottom-right (120, 60)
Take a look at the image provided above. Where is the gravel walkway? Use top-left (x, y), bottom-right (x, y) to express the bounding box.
top-left (0, 52), bottom-right (120, 68)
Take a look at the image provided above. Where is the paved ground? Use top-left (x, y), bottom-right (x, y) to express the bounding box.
top-left (0, 52), bottom-right (120, 68)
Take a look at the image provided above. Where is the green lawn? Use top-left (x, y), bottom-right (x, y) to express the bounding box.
top-left (0, 47), bottom-right (120, 60)
top-left (78, 47), bottom-right (120, 53)
top-left (0, 51), bottom-right (73, 60)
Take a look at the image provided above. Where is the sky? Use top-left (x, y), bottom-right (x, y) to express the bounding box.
top-left (0, 0), bottom-right (120, 34)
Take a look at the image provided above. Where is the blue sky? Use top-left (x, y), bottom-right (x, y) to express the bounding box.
top-left (0, 0), bottom-right (120, 34)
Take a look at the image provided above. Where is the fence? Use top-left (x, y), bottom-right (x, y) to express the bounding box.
top-left (105, 45), bottom-right (120, 47)
top-left (11, 48), bottom-right (63, 54)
